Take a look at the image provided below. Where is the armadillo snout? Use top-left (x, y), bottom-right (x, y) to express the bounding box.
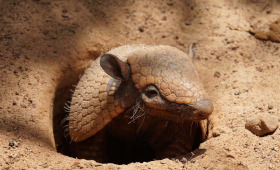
top-left (140, 84), bottom-right (213, 122)
top-left (189, 99), bottom-right (213, 121)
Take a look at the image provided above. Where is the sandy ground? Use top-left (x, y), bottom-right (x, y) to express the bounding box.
top-left (1, 0), bottom-right (280, 169)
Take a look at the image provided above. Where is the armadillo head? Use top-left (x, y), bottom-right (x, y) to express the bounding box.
top-left (100, 45), bottom-right (213, 122)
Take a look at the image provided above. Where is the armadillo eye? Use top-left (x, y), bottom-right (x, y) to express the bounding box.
top-left (147, 90), bottom-right (157, 96)
top-left (145, 85), bottom-right (159, 98)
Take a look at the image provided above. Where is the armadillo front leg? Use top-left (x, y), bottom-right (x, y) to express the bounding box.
top-left (71, 129), bottom-right (108, 163)
top-left (153, 121), bottom-right (200, 159)
top-left (155, 137), bottom-right (193, 159)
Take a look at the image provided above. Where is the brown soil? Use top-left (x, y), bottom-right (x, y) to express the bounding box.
top-left (1, 0), bottom-right (280, 169)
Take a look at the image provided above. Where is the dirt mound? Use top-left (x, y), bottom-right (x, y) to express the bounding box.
top-left (0, 0), bottom-right (280, 169)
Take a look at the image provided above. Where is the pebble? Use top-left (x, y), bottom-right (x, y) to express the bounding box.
top-left (43, 30), bottom-right (49, 35)
top-left (160, 158), bottom-right (170, 164)
top-left (268, 105), bottom-right (273, 110)
top-left (138, 25), bottom-right (144, 32)
top-left (180, 157), bottom-right (188, 164)
top-left (9, 139), bottom-right (14, 147)
top-left (234, 91), bottom-right (240, 95)
top-left (242, 86), bottom-right (249, 92)
top-left (214, 71), bottom-right (221, 78)
top-left (245, 113), bottom-right (279, 136)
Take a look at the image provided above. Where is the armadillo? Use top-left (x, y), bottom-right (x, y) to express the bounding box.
top-left (67, 44), bottom-right (213, 163)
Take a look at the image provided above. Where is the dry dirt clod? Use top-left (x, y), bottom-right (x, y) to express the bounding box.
top-left (250, 18), bottom-right (280, 43)
top-left (9, 139), bottom-right (14, 147)
top-left (234, 91), bottom-right (240, 95)
top-left (138, 25), bottom-right (144, 32)
top-left (249, 29), bottom-right (269, 41)
top-left (245, 113), bottom-right (279, 136)
top-left (242, 86), bottom-right (249, 93)
top-left (211, 126), bottom-right (229, 137)
top-left (214, 71), bottom-right (221, 78)
top-left (212, 132), bottom-right (220, 137)
top-left (43, 30), bottom-right (49, 35)
top-left (268, 18), bottom-right (280, 43)
top-left (160, 158), bottom-right (171, 164)
top-left (268, 104), bottom-right (273, 110)
top-left (179, 157), bottom-right (188, 164)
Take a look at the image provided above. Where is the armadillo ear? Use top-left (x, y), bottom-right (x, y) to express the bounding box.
top-left (100, 54), bottom-right (131, 81)
top-left (187, 44), bottom-right (195, 63)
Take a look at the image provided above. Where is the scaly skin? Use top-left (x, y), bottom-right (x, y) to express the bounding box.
top-left (71, 111), bottom-right (203, 163)
top-left (68, 45), bottom-right (213, 162)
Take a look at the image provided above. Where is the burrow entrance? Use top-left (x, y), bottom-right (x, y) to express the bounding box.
top-left (52, 66), bottom-right (205, 165)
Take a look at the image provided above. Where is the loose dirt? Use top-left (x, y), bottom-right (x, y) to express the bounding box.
top-left (0, 0), bottom-right (280, 169)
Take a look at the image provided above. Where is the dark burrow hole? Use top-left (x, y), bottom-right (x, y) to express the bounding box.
top-left (53, 70), bottom-right (205, 165)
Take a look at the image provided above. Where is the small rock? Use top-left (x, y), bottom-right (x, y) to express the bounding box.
top-left (245, 113), bottom-right (279, 136)
top-left (234, 91), bottom-right (240, 95)
top-left (212, 126), bottom-right (228, 137)
top-left (268, 18), bottom-right (280, 43)
top-left (43, 30), bottom-right (49, 35)
top-left (14, 141), bottom-right (19, 147)
top-left (72, 160), bottom-right (80, 166)
top-left (249, 29), bottom-right (269, 41)
top-left (166, 0), bottom-right (174, 6)
top-left (61, 15), bottom-right (69, 18)
top-left (271, 146), bottom-right (278, 152)
top-left (214, 71), bottom-right (221, 78)
top-left (25, 55), bottom-right (30, 60)
top-left (138, 25), bottom-right (144, 32)
top-left (162, 16), bottom-right (167, 20)
top-left (185, 21), bottom-right (191, 26)
top-left (226, 154), bottom-right (235, 159)
top-left (180, 157), bottom-right (187, 164)
top-left (231, 45), bottom-right (238, 50)
top-left (160, 158), bottom-right (170, 164)
top-left (242, 86), bottom-right (249, 92)
top-left (268, 105), bottom-right (273, 110)
top-left (212, 131), bottom-right (220, 137)
top-left (9, 139), bottom-right (14, 147)
top-left (62, 9), bottom-right (68, 13)
top-left (256, 67), bottom-right (263, 72)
